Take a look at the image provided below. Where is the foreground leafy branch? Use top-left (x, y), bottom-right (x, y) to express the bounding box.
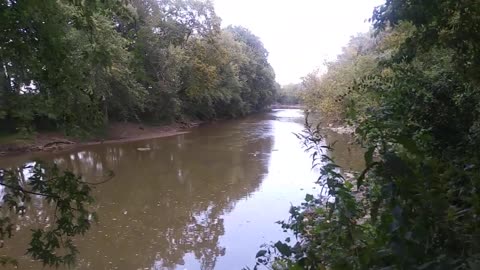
top-left (252, 122), bottom-right (368, 270)
top-left (0, 163), bottom-right (108, 267)
top-left (261, 1), bottom-right (480, 269)
top-left (254, 115), bottom-right (480, 269)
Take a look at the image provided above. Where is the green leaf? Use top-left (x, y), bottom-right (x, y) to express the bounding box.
top-left (255, 250), bottom-right (267, 258)
top-left (364, 146), bottom-right (375, 165)
top-left (274, 241), bottom-right (292, 257)
top-left (395, 136), bottom-right (419, 155)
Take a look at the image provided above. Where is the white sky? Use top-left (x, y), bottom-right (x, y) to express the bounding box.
top-left (214, 0), bottom-right (385, 85)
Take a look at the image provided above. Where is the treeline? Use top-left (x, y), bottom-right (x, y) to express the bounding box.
top-left (302, 31), bottom-right (379, 123)
top-left (259, 0), bottom-right (480, 269)
top-left (0, 0), bottom-right (277, 136)
top-left (275, 83), bottom-right (303, 105)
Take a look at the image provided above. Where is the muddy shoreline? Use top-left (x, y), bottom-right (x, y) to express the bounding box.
top-left (0, 121), bottom-right (202, 157)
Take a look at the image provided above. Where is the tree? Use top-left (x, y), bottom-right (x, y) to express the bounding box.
top-left (1, 0), bottom-right (277, 136)
top-left (275, 83), bottom-right (303, 105)
top-left (227, 26), bottom-right (277, 112)
top-left (302, 32), bottom-right (381, 123)
top-left (0, 0), bottom-right (143, 134)
top-left (260, 1), bottom-right (480, 269)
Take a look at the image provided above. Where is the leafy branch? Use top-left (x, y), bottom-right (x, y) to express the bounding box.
top-left (0, 162), bottom-right (102, 267)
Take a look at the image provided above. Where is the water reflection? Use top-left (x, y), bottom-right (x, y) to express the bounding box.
top-left (323, 130), bottom-right (365, 172)
top-left (0, 109), bottom-right (364, 270)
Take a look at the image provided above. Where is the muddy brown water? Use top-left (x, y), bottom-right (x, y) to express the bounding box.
top-left (0, 109), bottom-right (364, 270)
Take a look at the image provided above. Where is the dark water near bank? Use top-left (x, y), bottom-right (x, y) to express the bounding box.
top-left (0, 109), bottom-right (364, 270)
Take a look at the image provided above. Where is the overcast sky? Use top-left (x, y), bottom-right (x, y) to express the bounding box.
top-left (213, 0), bottom-right (385, 85)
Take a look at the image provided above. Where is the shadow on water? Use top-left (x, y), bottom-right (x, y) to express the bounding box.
top-left (0, 109), bottom-right (364, 270)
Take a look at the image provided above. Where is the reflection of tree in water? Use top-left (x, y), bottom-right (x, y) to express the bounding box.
top-left (0, 163), bottom-right (90, 265)
top-left (0, 163), bottom-right (56, 228)
top-left (3, 124), bottom-right (274, 270)
top-left (156, 205), bottom-right (226, 270)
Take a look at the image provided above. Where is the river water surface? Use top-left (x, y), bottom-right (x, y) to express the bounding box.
top-left (0, 109), bottom-right (363, 270)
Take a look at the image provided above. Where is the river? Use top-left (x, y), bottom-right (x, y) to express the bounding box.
top-left (0, 109), bottom-right (364, 270)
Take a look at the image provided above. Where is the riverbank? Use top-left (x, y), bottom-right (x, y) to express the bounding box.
top-left (0, 121), bottom-right (202, 157)
top-left (324, 124), bottom-right (356, 134)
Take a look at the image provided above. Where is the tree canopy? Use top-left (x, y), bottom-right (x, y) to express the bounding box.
top-left (0, 0), bottom-right (277, 136)
top-left (258, 0), bottom-right (480, 269)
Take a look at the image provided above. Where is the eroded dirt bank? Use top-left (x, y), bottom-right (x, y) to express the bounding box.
top-left (0, 121), bottom-right (201, 157)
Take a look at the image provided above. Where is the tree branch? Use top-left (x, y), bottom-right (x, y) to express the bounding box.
top-left (0, 182), bottom-right (59, 199)
top-left (77, 174), bottom-right (114, 186)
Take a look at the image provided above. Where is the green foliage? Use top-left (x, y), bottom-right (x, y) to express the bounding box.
top-left (227, 26), bottom-right (277, 113)
top-left (0, 0), bottom-right (277, 135)
top-left (0, 0), bottom-right (141, 134)
top-left (372, 0), bottom-right (480, 82)
top-left (276, 83), bottom-right (303, 105)
top-left (260, 1), bottom-right (480, 269)
top-left (0, 163), bottom-right (99, 267)
top-left (302, 32), bottom-right (381, 124)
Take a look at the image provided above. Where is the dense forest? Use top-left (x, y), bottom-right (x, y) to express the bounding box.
top-left (3, 0), bottom-right (480, 269)
top-left (255, 0), bottom-right (480, 269)
top-left (275, 83), bottom-right (303, 105)
top-left (0, 0), bottom-right (277, 137)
